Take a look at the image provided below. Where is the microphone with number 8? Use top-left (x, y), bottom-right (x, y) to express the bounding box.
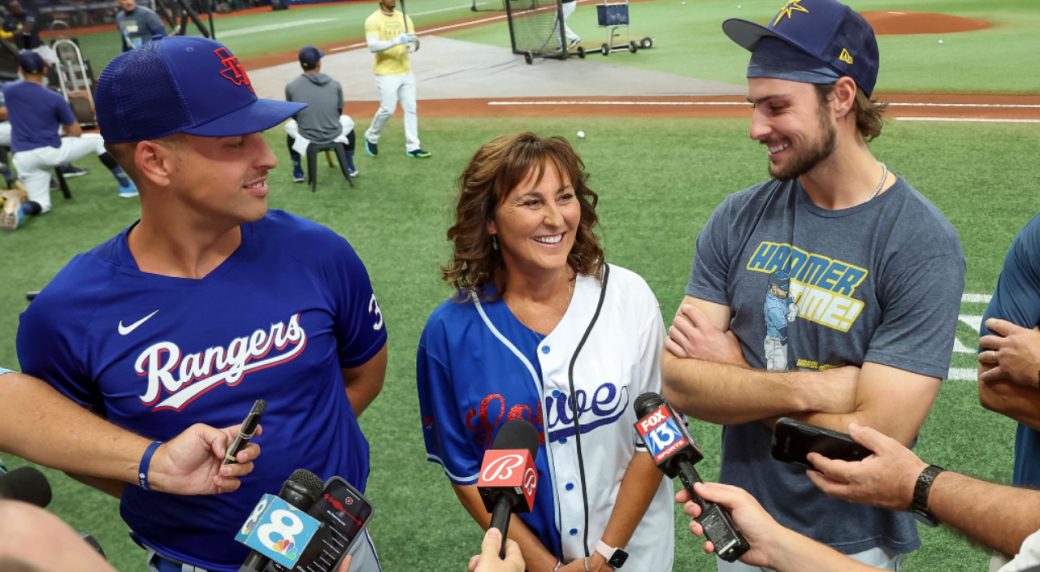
top-left (633, 392), bottom-right (749, 562)
top-left (477, 419), bottom-right (540, 558)
top-left (238, 468), bottom-right (324, 571)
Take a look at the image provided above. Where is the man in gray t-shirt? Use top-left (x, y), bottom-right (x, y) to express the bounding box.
top-left (115, 0), bottom-right (165, 52)
top-left (661, 1), bottom-right (964, 570)
top-left (284, 45), bottom-right (357, 183)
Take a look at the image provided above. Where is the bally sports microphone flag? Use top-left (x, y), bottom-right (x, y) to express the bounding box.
top-left (477, 419), bottom-right (540, 557)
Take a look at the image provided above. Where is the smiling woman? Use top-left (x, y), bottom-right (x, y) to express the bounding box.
top-left (415, 132), bottom-right (676, 572)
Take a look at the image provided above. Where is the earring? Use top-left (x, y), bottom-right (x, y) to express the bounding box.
top-left (491, 235), bottom-right (499, 251)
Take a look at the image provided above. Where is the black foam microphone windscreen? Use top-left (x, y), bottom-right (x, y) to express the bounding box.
top-left (0, 466), bottom-right (52, 508)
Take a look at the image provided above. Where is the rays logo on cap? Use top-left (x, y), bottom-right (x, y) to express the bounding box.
top-left (772, 0), bottom-right (809, 26)
top-left (215, 47), bottom-right (254, 93)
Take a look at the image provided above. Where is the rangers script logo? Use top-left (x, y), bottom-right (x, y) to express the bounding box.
top-left (135, 313), bottom-right (307, 411)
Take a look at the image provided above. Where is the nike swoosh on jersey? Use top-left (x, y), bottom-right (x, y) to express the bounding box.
top-left (118, 310), bottom-right (160, 336)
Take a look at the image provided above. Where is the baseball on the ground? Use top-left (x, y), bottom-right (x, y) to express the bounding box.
top-left (938, 39), bottom-right (944, 44)
top-left (577, 130), bottom-right (586, 139)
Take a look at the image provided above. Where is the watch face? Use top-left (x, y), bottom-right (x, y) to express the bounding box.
top-left (609, 550), bottom-right (629, 567)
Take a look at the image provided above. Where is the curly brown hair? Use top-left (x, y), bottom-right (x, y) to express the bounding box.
top-left (442, 132), bottom-right (604, 299)
top-left (815, 83), bottom-right (888, 142)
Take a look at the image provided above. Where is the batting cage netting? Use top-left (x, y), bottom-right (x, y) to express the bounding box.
top-left (505, 0), bottom-right (567, 63)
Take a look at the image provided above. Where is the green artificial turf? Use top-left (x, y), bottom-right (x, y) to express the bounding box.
top-left (2, 115), bottom-right (1037, 570)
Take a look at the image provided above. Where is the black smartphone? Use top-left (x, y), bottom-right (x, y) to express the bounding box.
top-left (222, 399), bottom-right (266, 465)
top-left (771, 417), bottom-right (871, 467)
top-left (282, 476), bottom-right (375, 572)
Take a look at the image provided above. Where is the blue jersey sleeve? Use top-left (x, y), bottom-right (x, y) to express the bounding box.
top-left (56, 94), bottom-right (76, 127)
top-left (322, 234), bottom-right (387, 368)
top-left (416, 308), bottom-right (482, 484)
top-left (16, 258), bottom-right (104, 411)
top-left (982, 214), bottom-right (1040, 335)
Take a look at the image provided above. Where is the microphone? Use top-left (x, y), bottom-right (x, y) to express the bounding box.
top-left (238, 468), bottom-right (324, 572)
top-left (0, 466), bottom-right (53, 508)
top-left (633, 392), bottom-right (749, 562)
top-left (476, 419), bottom-right (539, 558)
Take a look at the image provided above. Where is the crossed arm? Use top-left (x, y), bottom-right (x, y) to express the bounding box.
top-left (978, 318), bottom-right (1040, 430)
top-left (661, 295), bottom-right (941, 445)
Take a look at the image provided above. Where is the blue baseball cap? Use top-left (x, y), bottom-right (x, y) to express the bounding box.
top-left (723, 0), bottom-right (879, 96)
top-left (298, 45), bottom-right (324, 70)
top-left (95, 36), bottom-right (306, 143)
top-left (17, 50), bottom-right (46, 74)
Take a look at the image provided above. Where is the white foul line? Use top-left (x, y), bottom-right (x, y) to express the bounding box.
top-left (896, 117), bottom-right (1040, 124)
top-left (219, 18), bottom-right (336, 38)
top-left (488, 100), bottom-right (750, 106)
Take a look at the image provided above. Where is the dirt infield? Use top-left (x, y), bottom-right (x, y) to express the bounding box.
top-left (863, 11), bottom-right (990, 35)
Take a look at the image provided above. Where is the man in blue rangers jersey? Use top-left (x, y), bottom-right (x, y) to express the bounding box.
top-left (15, 36), bottom-right (388, 572)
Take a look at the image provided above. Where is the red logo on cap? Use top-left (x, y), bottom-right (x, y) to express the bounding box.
top-left (214, 47), bottom-right (254, 94)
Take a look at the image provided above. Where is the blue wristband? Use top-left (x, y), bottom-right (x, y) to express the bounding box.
top-left (138, 440), bottom-right (163, 491)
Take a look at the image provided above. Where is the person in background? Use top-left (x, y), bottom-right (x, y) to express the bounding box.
top-left (285, 45), bottom-right (358, 182)
top-left (115, 0), bottom-right (165, 51)
top-left (3, 51), bottom-right (137, 230)
top-left (362, 0), bottom-right (431, 159)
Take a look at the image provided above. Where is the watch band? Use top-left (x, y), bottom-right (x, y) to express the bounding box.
top-left (911, 464), bottom-right (945, 525)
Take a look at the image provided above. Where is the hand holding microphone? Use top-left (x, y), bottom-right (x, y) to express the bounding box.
top-left (476, 419), bottom-right (540, 558)
top-left (633, 392), bottom-right (749, 562)
top-left (469, 528), bottom-right (524, 572)
top-left (147, 418), bottom-right (263, 495)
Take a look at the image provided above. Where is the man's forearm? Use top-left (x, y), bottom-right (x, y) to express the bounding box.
top-left (662, 354), bottom-right (837, 424)
top-left (978, 375), bottom-right (1040, 430)
top-left (0, 374), bottom-right (149, 484)
top-left (929, 471), bottom-right (1040, 557)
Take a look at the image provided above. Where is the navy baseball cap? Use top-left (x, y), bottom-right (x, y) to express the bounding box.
top-left (17, 51), bottom-right (46, 74)
top-left (95, 36), bottom-right (306, 143)
top-left (723, 0), bottom-right (879, 96)
top-left (298, 45), bottom-right (324, 70)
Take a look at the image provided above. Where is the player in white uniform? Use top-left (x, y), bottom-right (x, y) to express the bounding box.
top-left (417, 132), bottom-right (673, 572)
top-left (362, 0), bottom-right (430, 159)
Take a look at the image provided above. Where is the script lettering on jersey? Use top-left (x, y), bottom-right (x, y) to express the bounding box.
top-left (544, 382), bottom-right (629, 442)
top-left (746, 241), bottom-right (868, 333)
top-left (135, 313), bottom-right (307, 411)
top-left (466, 394), bottom-right (545, 448)
top-left (465, 382), bottom-right (628, 447)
